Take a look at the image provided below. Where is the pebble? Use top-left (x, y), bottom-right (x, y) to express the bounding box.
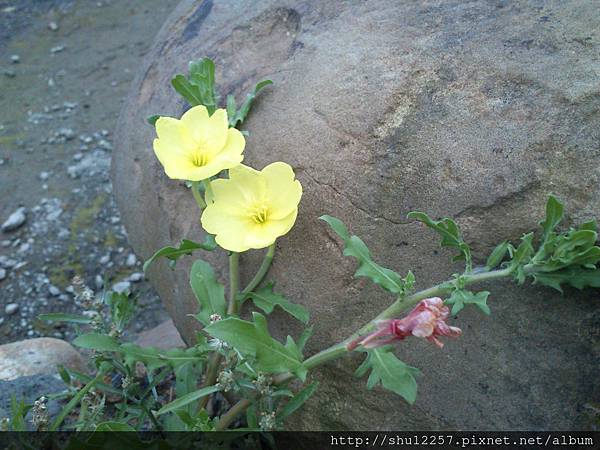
top-left (0, 256), bottom-right (17, 268)
top-left (5, 303), bottom-right (19, 315)
top-left (95, 275), bottom-right (104, 289)
top-left (99, 254), bottom-right (110, 265)
top-left (0, 268), bottom-right (6, 281)
top-left (1, 207), bottom-right (27, 232)
top-left (128, 272), bottom-right (144, 282)
top-left (50, 45), bottom-right (65, 54)
top-left (10, 54), bottom-right (20, 63)
top-left (112, 281), bottom-right (131, 294)
top-left (125, 254), bottom-right (137, 267)
top-left (39, 171), bottom-right (50, 181)
top-left (48, 21), bottom-right (59, 31)
top-left (48, 285), bottom-right (60, 297)
top-left (3, 69), bottom-right (16, 78)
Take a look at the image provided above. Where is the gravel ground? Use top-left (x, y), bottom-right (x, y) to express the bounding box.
top-left (0, 0), bottom-right (180, 344)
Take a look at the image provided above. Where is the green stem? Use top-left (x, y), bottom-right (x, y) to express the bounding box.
top-left (203, 179), bottom-right (215, 204)
top-left (215, 265), bottom-right (520, 429)
top-left (50, 365), bottom-right (107, 431)
top-left (200, 252), bottom-right (241, 410)
top-left (190, 181), bottom-right (207, 210)
top-left (241, 244), bottom-right (276, 295)
top-left (228, 252), bottom-right (240, 314)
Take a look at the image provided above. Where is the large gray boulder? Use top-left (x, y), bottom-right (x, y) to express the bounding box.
top-left (112, 0), bottom-right (600, 430)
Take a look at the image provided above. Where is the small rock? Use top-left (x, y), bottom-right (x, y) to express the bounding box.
top-left (3, 69), bottom-right (16, 78)
top-left (95, 275), bottom-right (103, 289)
top-left (10, 54), bottom-right (20, 63)
top-left (48, 285), bottom-right (60, 297)
top-left (135, 319), bottom-right (185, 350)
top-left (1, 207), bottom-right (27, 232)
top-left (48, 21), bottom-right (59, 31)
top-left (112, 281), bottom-right (131, 294)
top-left (5, 303), bottom-right (19, 315)
top-left (99, 254), bottom-right (110, 265)
top-left (0, 256), bottom-right (17, 268)
top-left (128, 272), bottom-right (144, 282)
top-left (0, 338), bottom-right (87, 381)
top-left (0, 268), bottom-right (6, 281)
top-left (50, 45), bottom-right (65, 54)
top-left (125, 254), bottom-right (137, 267)
top-left (39, 171), bottom-right (50, 181)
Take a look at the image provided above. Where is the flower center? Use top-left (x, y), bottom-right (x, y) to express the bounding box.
top-left (250, 204), bottom-right (269, 224)
top-left (192, 149), bottom-right (209, 167)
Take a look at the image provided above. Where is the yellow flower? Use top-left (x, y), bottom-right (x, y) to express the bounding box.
top-left (153, 105), bottom-right (245, 181)
top-left (201, 163), bottom-right (302, 252)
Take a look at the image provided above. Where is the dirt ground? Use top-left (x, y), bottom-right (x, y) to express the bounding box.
top-left (0, 0), bottom-right (181, 345)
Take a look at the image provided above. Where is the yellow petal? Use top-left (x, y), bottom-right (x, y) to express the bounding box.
top-left (155, 117), bottom-right (197, 154)
top-left (201, 205), bottom-right (252, 252)
top-left (244, 209), bottom-right (298, 249)
top-left (262, 162), bottom-right (302, 220)
top-left (181, 106), bottom-right (228, 154)
top-left (228, 164), bottom-right (266, 204)
top-left (153, 138), bottom-right (199, 180)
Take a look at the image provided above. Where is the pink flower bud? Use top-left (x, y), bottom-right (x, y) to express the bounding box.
top-left (348, 297), bottom-right (462, 350)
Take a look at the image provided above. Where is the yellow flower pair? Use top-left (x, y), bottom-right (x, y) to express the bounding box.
top-left (153, 105), bottom-right (302, 253)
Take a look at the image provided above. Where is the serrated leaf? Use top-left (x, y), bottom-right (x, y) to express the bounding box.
top-left (229, 80), bottom-right (273, 128)
top-left (187, 58), bottom-right (218, 114)
top-left (171, 74), bottom-right (203, 106)
top-left (73, 333), bottom-right (120, 352)
top-left (540, 195), bottom-right (564, 243)
top-left (407, 211), bottom-right (472, 271)
top-left (190, 259), bottom-right (226, 326)
top-left (119, 343), bottom-right (207, 373)
top-left (205, 313), bottom-right (306, 378)
top-left (38, 313), bottom-right (93, 324)
top-left (485, 241), bottom-right (509, 270)
top-left (246, 282), bottom-right (309, 324)
top-left (445, 290), bottom-right (491, 316)
top-left (279, 382), bottom-right (319, 420)
top-left (296, 326), bottom-right (313, 355)
top-left (533, 267), bottom-right (600, 292)
top-left (143, 235), bottom-right (217, 272)
top-left (156, 385), bottom-right (221, 416)
top-left (510, 232), bottom-right (534, 283)
top-left (106, 291), bottom-right (136, 332)
top-left (320, 215), bottom-right (407, 294)
top-left (355, 348), bottom-right (419, 404)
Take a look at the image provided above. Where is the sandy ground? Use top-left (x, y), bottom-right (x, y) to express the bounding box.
top-left (0, 0), bottom-right (180, 344)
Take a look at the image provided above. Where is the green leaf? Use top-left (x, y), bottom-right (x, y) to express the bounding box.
top-left (38, 313), bottom-right (93, 324)
top-left (540, 195), bottom-right (564, 243)
top-left (485, 241), bottom-right (509, 270)
top-left (106, 291), bottom-right (136, 332)
top-left (229, 80), bottom-right (273, 128)
top-left (143, 235), bottom-right (217, 272)
top-left (9, 395), bottom-right (29, 431)
top-left (246, 282), bottom-right (309, 324)
top-left (171, 74), bottom-right (203, 106)
top-left (190, 259), bottom-right (226, 326)
top-left (95, 421), bottom-right (136, 432)
top-left (532, 267), bottom-right (600, 293)
top-left (445, 289), bottom-right (491, 316)
top-left (186, 58), bottom-right (219, 114)
top-left (510, 232), bottom-right (534, 283)
top-left (205, 313), bottom-right (306, 378)
top-left (279, 382), bottom-right (319, 420)
top-left (296, 326), bottom-right (313, 355)
top-left (156, 385), bottom-right (221, 416)
top-left (246, 404), bottom-right (258, 429)
top-left (320, 215), bottom-right (407, 294)
top-left (119, 343), bottom-right (208, 373)
top-left (146, 115), bottom-right (161, 126)
top-left (407, 211), bottom-right (472, 271)
top-left (73, 333), bottom-right (120, 352)
top-left (355, 348), bottom-right (420, 404)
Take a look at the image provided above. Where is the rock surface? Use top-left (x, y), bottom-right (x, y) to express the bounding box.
top-left (0, 338), bottom-right (87, 380)
top-left (113, 0), bottom-right (600, 430)
top-left (134, 319), bottom-right (185, 350)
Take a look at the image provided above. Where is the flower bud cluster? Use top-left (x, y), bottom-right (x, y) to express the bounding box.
top-left (31, 396), bottom-right (49, 431)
